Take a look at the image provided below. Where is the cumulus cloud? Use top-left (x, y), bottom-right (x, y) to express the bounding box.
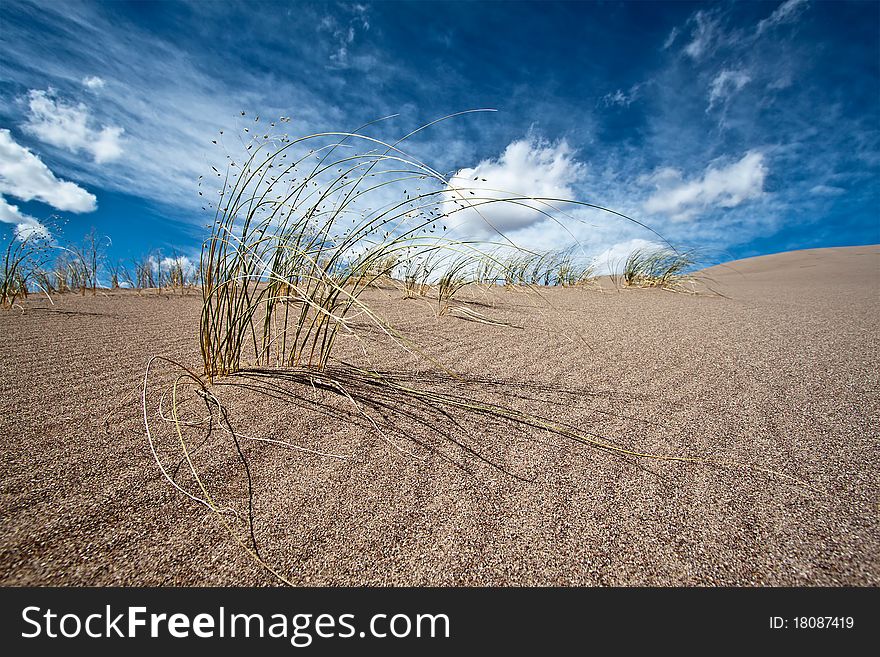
top-left (643, 151), bottom-right (767, 221)
top-left (757, 0), bottom-right (810, 35)
top-left (140, 254), bottom-right (197, 287)
top-left (82, 75), bottom-right (105, 90)
top-left (707, 69), bottom-right (751, 110)
top-left (156, 254), bottom-right (197, 277)
top-left (0, 195), bottom-right (50, 240)
top-left (0, 129), bottom-right (97, 213)
top-left (442, 138), bottom-right (585, 236)
top-left (13, 221), bottom-right (52, 241)
top-left (23, 89), bottom-right (124, 164)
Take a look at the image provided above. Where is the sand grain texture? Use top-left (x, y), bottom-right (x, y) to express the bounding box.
top-left (1, 245), bottom-right (878, 586)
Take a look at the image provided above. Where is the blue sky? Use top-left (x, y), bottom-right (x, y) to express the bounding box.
top-left (0, 0), bottom-right (877, 271)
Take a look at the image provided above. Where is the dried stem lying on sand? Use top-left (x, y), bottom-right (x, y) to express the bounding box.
top-left (142, 356), bottom-right (816, 584)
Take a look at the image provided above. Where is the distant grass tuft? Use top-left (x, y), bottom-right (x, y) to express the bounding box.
top-left (622, 247), bottom-right (696, 291)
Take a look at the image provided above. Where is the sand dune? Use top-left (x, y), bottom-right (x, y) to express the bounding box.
top-left (1, 245), bottom-right (877, 586)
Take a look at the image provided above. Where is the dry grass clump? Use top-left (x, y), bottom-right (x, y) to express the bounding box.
top-left (400, 249), bottom-right (441, 298)
top-left (622, 247), bottom-right (696, 291)
top-left (199, 110), bottom-right (574, 376)
top-left (437, 253), bottom-right (479, 314)
top-left (1, 228), bottom-right (53, 308)
top-left (555, 249), bottom-right (595, 287)
top-left (196, 110), bottom-right (675, 377)
top-left (491, 248), bottom-right (594, 288)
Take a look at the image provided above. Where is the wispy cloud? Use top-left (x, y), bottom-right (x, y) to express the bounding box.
top-left (319, 3), bottom-right (372, 69)
top-left (683, 10), bottom-right (722, 61)
top-left (707, 69), bottom-right (751, 110)
top-left (24, 89), bottom-right (124, 164)
top-left (757, 0), bottom-right (810, 35)
top-left (0, 0), bottom-right (348, 219)
top-left (810, 184), bottom-right (845, 196)
top-left (662, 26), bottom-right (679, 51)
top-left (601, 83), bottom-right (642, 108)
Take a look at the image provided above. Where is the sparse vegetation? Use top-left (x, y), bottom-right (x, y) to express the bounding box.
top-left (622, 247), bottom-right (696, 291)
top-left (437, 253), bottom-right (477, 314)
top-left (66, 228), bottom-right (104, 295)
top-left (134, 112), bottom-right (807, 587)
top-left (134, 254), bottom-right (155, 289)
top-left (1, 228), bottom-right (52, 308)
top-left (400, 250), bottom-right (439, 298)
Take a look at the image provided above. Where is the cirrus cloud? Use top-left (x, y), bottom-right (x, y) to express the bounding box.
top-left (757, 0), bottom-right (810, 35)
top-left (707, 69), bottom-right (751, 110)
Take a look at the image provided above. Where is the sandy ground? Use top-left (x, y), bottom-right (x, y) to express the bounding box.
top-left (0, 245), bottom-right (877, 586)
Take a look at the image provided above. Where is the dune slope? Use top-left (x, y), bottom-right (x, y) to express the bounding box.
top-left (0, 245), bottom-right (877, 586)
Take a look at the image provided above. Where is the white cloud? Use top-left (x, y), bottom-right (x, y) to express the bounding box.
top-left (643, 151), bottom-right (767, 221)
top-left (442, 138), bottom-right (585, 236)
top-left (82, 75), bottom-right (105, 90)
top-left (757, 0), bottom-right (810, 35)
top-left (809, 184), bottom-right (845, 196)
top-left (663, 26), bottom-right (679, 50)
top-left (0, 194), bottom-right (50, 239)
top-left (23, 89), bottom-right (124, 164)
top-left (320, 4), bottom-right (370, 68)
top-left (0, 129), bottom-right (97, 212)
top-left (13, 221), bottom-right (51, 241)
top-left (90, 125), bottom-right (124, 163)
top-left (139, 254), bottom-right (197, 286)
top-left (156, 254), bottom-right (196, 278)
top-left (684, 11), bottom-right (721, 60)
top-left (707, 69), bottom-right (751, 110)
top-left (601, 84), bottom-right (642, 108)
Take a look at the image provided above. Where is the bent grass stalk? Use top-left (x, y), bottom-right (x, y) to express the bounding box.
top-left (143, 356), bottom-right (817, 585)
